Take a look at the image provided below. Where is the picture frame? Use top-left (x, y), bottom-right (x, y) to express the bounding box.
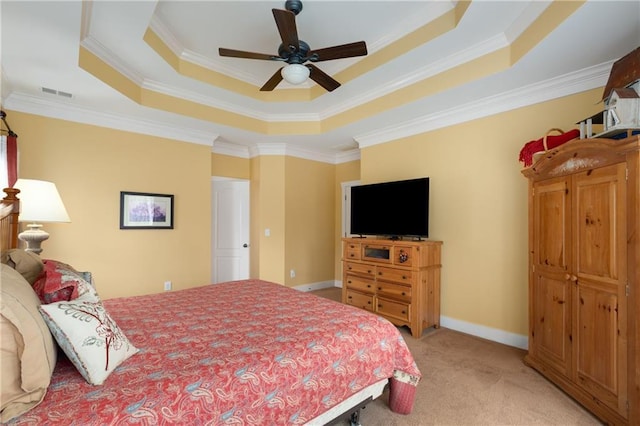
top-left (120, 191), bottom-right (174, 229)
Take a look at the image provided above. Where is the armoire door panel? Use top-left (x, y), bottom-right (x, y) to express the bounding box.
top-left (534, 273), bottom-right (572, 376)
top-left (573, 164), bottom-right (625, 281)
top-left (572, 162), bottom-right (628, 418)
top-left (534, 178), bottom-right (570, 271)
top-left (575, 281), bottom-right (618, 392)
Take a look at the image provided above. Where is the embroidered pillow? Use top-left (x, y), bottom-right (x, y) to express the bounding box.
top-left (38, 294), bottom-right (138, 385)
top-left (32, 260), bottom-right (97, 304)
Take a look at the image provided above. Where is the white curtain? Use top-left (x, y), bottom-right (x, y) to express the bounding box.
top-left (0, 135), bottom-right (8, 189)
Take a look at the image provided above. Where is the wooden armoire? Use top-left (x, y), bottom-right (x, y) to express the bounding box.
top-left (521, 134), bottom-right (639, 425)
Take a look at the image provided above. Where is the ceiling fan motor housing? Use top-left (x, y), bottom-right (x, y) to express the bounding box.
top-left (279, 40), bottom-right (310, 63)
top-left (285, 0), bottom-right (303, 15)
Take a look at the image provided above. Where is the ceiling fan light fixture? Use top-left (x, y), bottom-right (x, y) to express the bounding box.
top-left (281, 64), bottom-right (310, 85)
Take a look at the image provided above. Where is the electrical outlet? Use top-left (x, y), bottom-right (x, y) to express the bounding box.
top-left (164, 281), bottom-right (172, 291)
top-left (290, 269), bottom-right (295, 278)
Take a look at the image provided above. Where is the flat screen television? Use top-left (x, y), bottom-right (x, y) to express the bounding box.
top-left (350, 177), bottom-right (429, 239)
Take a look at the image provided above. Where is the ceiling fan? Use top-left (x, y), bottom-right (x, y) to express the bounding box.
top-left (218, 0), bottom-right (368, 92)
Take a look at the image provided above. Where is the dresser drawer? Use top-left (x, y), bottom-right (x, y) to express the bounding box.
top-left (344, 242), bottom-right (361, 260)
top-left (376, 297), bottom-right (410, 322)
top-left (376, 281), bottom-right (412, 300)
top-left (344, 262), bottom-right (375, 277)
top-left (345, 290), bottom-right (374, 311)
top-left (377, 266), bottom-right (413, 284)
top-left (344, 275), bottom-right (375, 294)
top-left (393, 245), bottom-right (415, 267)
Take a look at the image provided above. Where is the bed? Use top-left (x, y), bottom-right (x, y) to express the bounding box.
top-left (0, 188), bottom-right (421, 425)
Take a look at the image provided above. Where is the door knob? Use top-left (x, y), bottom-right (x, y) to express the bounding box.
top-left (242, 243), bottom-right (248, 248)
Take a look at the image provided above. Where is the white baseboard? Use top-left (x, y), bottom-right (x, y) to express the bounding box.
top-left (293, 280), bottom-right (340, 292)
top-left (293, 283), bottom-right (527, 350)
top-left (440, 315), bottom-right (528, 350)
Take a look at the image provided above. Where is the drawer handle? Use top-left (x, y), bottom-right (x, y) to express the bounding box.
top-left (348, 266), bottom-right (352, 270)
top-left (367, 270), bottom-right (372, 274)
top-left (378, 287), bottom-right (382, 291)
top-left (402, 310), bottom-right (406, 314)
top-left (367, 301), bottom-right (371, 305)
top-left (402, 276), bottom-right (407, 280)
top-left (350, 254), bottom-right (355, 257)
top-left (378, 272), bottom-right (382, 276)
top-left (367, 284), bottom-right (371, 288)
top-left (378, 304), bottom-right (382, 308)
top-left (348, 280), bottom-right (352, 284)
top-left (401, 292), bottom-right (406, 296)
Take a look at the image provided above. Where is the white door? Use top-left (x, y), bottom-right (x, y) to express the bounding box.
top-left (211, 179), bottom-right (250, 283)
top-left (341, 180), bottom-right (360, 237)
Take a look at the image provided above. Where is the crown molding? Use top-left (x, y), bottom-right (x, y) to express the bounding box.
top-left (212, 140), bottom-right (251, 158)
top-left (248, 142), bottom-right (352, 165)
top-left (3, 92), bottom-right (216, 146)
top-left (81, 36), bottom-right (145, 86)
top-left (354, 61), bottom-right (613, 148)
top-left (318, 33), bottom-right (509, 120)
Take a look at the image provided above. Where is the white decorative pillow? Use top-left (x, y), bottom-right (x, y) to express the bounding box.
top-left (38, 293), bottom-right (139, 385)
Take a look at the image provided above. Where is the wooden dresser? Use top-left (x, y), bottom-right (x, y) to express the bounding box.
top-left (341, 237), bottom-right (442, 338)
top-left (521, 135), bottom-right (639, 425)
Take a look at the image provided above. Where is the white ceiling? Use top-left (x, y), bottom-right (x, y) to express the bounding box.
top-left (1, 1), bottom-right (639, 162)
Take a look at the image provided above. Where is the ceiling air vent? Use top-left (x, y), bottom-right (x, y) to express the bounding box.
top-left (41, 87), bottom-right (73, 99)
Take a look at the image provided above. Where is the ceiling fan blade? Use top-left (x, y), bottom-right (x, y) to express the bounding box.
top-left (260, 68), bottom-right (284, 91)
top-left (309, 41), bottom-right (368, 62)
top-left (307, 64), bottom-right (340, 92)
top-left (219, 48), bottom-right (277, 61)
top-left (272, 8), bottom-right (299, 51)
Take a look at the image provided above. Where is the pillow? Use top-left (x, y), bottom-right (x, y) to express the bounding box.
top-left (0, 264), bottom-right (57, 422)
top-left (39, 293), bottom-right (139, 385)
top-left (32, 260), bottom-right (98, 304)
top-left (0, 249), bottom-right (44, 285)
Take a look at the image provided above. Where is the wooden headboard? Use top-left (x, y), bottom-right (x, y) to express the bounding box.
top-left (1, 187), bottom-right (20, 252)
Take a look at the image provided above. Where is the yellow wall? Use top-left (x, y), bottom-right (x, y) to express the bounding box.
top-left (359, 88), bottom-right (604, 336)
top-left (10, 111), bottom-right (211, 299)
top-left (212, 153), bottom-right (342, 287)
top-left (284, 156), bottom-right (335, 286)
top-left (211, 152), bottom-right (250, 179)
top-left (253, 156), bottom-right (286, 284)
top-left (9, 86), bottom-right (605, 339)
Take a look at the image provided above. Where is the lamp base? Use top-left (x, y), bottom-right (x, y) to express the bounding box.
top-left (18, 223), bottom-right (49, 255)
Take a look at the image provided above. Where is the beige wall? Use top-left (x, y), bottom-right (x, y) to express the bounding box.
top-left (211, 152), bottom-right (250, 179)
top-left (9, 86), bottom-right (605, 340)
top-left (10, 111), bottom-right (212, 300)
top-left (284, 156), bottom-right (335, 287)
top-left (212, 153), bottom-right (341, 287)
top-left (359, 88), bottom-right (604, 336)
top-left (253, 156), bottom-right (286, 284)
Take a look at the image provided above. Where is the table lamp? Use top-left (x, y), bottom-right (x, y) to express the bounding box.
top-left (14, 178), bottom-right (70, 254)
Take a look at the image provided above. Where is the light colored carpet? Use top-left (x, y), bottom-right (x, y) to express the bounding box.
top-left (310, 287), bottom-right (602, 425)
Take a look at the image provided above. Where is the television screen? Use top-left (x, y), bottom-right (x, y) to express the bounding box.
top-left (350, 177), bottom-right (429, 238)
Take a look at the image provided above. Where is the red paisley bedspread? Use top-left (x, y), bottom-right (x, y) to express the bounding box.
top-left (11, 279), bottom-right (421, 425)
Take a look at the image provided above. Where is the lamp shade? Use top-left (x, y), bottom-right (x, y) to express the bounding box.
top-left (281, 64), bottom-right (310, 85)
top-left (14, 179), bottom-right (70, 223)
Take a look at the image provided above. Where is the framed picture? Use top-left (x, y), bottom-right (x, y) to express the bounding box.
top-left (120, 191), bottom-right (174, 229)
